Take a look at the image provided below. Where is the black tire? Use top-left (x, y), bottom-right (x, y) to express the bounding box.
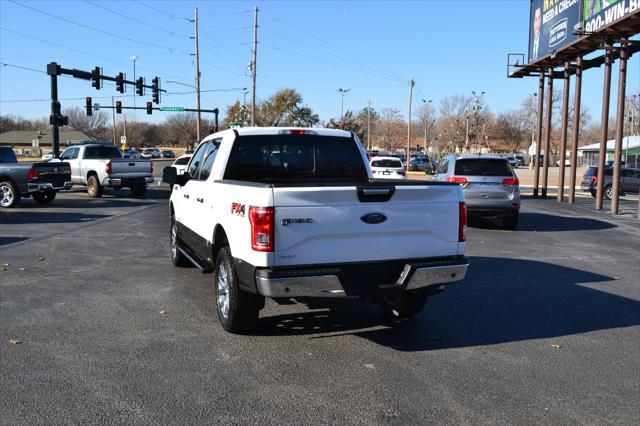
top-left (214, 245), bottom-right (262, 333)
top-left (32, 191), bottom-right (56, 205)
top-left (380, 290), bottom-right (428, 319)
top-left (0, 180), bottom-right (20, 208)
top-left (590, 188), bottom-right (597, 198)
top-left (131, 185), bottom-right (146, 197)
top-left (503, 212), bottom-right (519, 230)
top-left (604, 185), bottom-right (613, 200)
top-left (87, 174), bottom-right (103, 198)
top-left (170, 214), bottom-right (189, 267)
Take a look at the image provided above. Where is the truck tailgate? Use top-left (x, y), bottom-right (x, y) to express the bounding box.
top-left (272, 183), bottom-right (462, 267)
top-left (110, 159), bottom-right (152, 175)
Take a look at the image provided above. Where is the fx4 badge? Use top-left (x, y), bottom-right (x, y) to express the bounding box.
top-left (231, 202), bottom-right (245, 217)
top-left (361, 212), bottom-right (387, 224)
top-left (281, 218), bottom-right (313, 226)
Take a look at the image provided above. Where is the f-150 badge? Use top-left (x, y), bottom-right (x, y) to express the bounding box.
top-left (231, 202), bottom-right (245, 217)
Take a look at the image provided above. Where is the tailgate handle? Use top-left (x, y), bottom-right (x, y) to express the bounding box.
top-left (362, 188), bottom-right (391, 195)
top-left (128, 163), bottom-right (135, 166)
top-left (357, 185), bottom-right (395, 203)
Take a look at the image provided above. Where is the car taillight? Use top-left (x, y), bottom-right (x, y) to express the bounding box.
top-left (105, 161), bottom-right (113, 175)
top-left (591, 176), bottom-right (597, 183)
top-left (502, 177), bottom-right (519, 185)
top-left (459, 202), bottom-right (467, 242)
top-left (397, 170), bottom-right (406, 176)
top-left (445, 176), bottom-right (468, 184)
top-left (150, 161), bottom-right (154, 173)
top-left (27, 167), bottom-right (38, 182)
top-left (249, 207), bottom-right (274, 252)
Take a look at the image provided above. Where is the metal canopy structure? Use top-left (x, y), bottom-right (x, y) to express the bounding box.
top-left (508, 7), bottom-right (640, 220)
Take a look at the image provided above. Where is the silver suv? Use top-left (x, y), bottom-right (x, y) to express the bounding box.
top-left (434, 155), bottom-right (520, 229)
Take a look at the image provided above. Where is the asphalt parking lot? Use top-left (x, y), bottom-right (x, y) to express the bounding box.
top-left (1, 185), bottom-right (638, 424)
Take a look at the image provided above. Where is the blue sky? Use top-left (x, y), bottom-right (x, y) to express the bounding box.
top-left (1, 0), bottom-right (638, 124)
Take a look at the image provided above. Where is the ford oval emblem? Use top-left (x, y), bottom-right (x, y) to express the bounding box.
top-left (361, 212), bottom-right (387, 225)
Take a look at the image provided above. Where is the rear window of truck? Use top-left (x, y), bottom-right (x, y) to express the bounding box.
top-left (454, 159), bottom-right (513, 177)
top-left (224, 135), bottom-right (368, 181)
top-left (84, 146), bottom-right (122, 159)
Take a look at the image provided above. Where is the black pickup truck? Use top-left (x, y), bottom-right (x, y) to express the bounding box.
top-left (0, 146), bottom-right (72, 208)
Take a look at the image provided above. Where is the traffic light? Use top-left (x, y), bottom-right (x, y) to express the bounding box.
top-left (115, 100), bottom-right (122, 114)
top-left (91, 67), bottom-right (101, 90)
top-left (86, 97), bottom-right (92, 116)
top-left (115, 72), bottom-right (124, 93)
top-left (151, 76), bottom-right (160, 104)
top-left (209, 126), bottom-right (215, 134)
top-left (136, 77), bottom-right (144, 96)
top-left (146, 102), bottom-right (153, 115)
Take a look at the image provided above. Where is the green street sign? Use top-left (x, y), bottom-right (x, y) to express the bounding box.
top-left (159, 106), bottom-right (185, 112)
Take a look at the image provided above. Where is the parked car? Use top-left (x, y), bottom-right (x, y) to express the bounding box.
top-left (141, 147), bottom-right (161, 159)
top-left (163, 127), bottom-right (469, 333)
top-left (410, 157), bottom-right (437, 173)
top-left (171, 154), bottom-right (192, 176)
top-left (123, 149), bottom-right (141, 159)
top-left (581, 166), bottom-right (640, 199)
top-left (506, 155), bottom-right (518, 168)
top-left (41, 152), bottom-right (54, 161)
top-left (162, 150), bottom-right (176, 159)
top-left (370, 156), bottom-right (407, 179)
top-left (0, 146), bottom-right (72, 208)
top-left (58, 144), bottom-right (153, 197)
top-left (434, 155), bottom-right (520, 229)
top-left (556, 158), bottom-right (571, 167)
top-left (515, 155), bottom-right (525, 167)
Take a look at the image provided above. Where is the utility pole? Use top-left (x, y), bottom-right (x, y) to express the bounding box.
top-left (251, 6), bottom-right (258, 126)
top-left (421, 99), bottom-right (432, 156)
top-left (243, 89), bottom-right (249, 125)
top-left (367, 100), bottom-right (371, 150)
top-left (194, 8), bottom-right (202, 142)
top-left (407, 79), bottom-right (415, 172)
top-left (338, 88), bottom-right (350, 129)
top-left (130, 56), bottom-right (137, 109)
top-left (111, 96), bottom-right (116, 146)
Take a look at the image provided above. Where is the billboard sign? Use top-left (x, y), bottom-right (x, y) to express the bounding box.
top-left (528, 0), bottom-right (581, 63)
top-left (583, 0), bottom-right (640, 33)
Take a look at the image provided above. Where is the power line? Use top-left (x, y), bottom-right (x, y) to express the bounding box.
top-left (201, 30), bottom-right (250, 62)
top-left (82, 0), bottom-right (192, 39)
top-left (133, 0), bottom-right (192, 22)
top-left (7, 0), bottom-right (190, 54)
top-left (0, 27), bottom-right (188, 80)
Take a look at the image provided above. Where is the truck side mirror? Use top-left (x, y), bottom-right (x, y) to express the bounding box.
top-left (163, 166), bottom-right (189, 186)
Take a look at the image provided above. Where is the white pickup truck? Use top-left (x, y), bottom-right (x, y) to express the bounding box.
top-left (59, 144), bottom-right (154, 197)
top-left (163, 128), bottom-right (469, 333)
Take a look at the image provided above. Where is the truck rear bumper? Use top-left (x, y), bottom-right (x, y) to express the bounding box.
top-left (28, 181), bottom-right (73, 193)
top-left (252, 256), bottom-right (469, 298)
top-left (105, 176), bottom-right (154, 186)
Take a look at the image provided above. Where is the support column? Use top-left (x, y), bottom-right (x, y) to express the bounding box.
top-left (568, 56), bottom-right (582, 204)
top-left (542, 67), bottom-right (553, 198)
top-left (611, 40), bottom-right (628, 215)
top-left (533, 72), bottom-right (545, 197)
top-left (557, 62), bottom-right (570, 202)
top-left (596, 46), bottom-right (613, 210)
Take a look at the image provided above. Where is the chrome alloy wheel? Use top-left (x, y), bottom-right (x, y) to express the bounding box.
top-left (217, 262), bottom-right (230, 319)
top-left (0, 183), bottom-right (14, 207)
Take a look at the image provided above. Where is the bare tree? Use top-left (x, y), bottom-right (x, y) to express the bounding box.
top-left (63, 106), bottom-right (108, 139)
top-left (377, 108), bottom-right (404, 152)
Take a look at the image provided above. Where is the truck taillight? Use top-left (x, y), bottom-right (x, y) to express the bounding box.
top-left (105, 161), bottom-right (113, 175)
top-left (446, 176), bottom-right (468, 184)
top-left (458, 202), bottom-right (467, 242)
top-left (27, 167), bottom-right (39, 182)
top-left (249, 207), bottom-right (274, 252)
top-left (150, 161), bottom-right (154, 173)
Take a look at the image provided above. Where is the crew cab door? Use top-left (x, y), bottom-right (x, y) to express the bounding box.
top-left (60, 147), bottom-right (82, 183)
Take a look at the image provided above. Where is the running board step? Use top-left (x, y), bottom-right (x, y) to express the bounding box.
top-left (177, 247), bottom-right (213, 273)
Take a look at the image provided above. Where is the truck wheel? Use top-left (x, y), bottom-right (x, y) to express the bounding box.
top-left (131, 185), bottom-right (146, 197)
top-left (380, 290), bottom-right (427, 319)
top-left (503, 212), bottom-right (519, 230)
top-left (32, 191), bottom-right (56, 205)
top-left (0, 180), bottom-right (20, 208)
top-left (87, 175), bottom-right (103, 198)
top-left (214, 245), bottom-right (262, 333)
top-left (170, 214), bottom-right (189, 267)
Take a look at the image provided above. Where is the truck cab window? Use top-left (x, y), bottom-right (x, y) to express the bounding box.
top-left (187, 142), bottom-right (209, 179)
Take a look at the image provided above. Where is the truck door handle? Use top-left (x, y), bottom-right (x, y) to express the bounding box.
top-left (196, 197), bottom-right (204, 203)
top-left (183, 194), bottom-right (189, 199)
